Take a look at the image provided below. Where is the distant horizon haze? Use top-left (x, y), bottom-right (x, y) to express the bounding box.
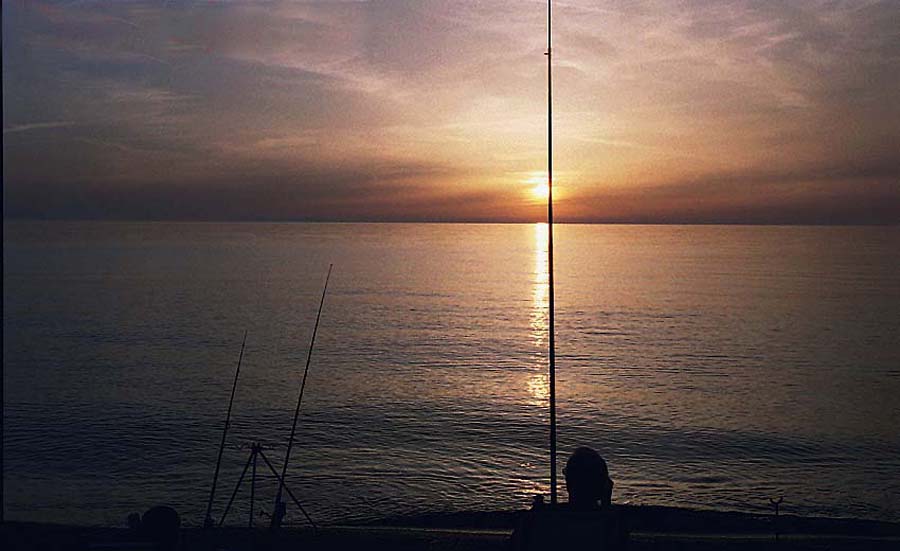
top-left (3, 215), bottom-right (899, 226)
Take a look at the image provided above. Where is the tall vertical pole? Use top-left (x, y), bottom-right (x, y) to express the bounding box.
top-left (546, 0), bottom-right (558, 505)
top-left (1, 333), bottom-right (4, 524)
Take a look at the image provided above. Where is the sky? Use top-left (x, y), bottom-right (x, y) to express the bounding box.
top-left (3, 0), bottom-right (899, 223)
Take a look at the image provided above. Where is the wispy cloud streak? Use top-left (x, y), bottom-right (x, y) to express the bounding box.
top-left (3, 121), bottom-right (73, 135)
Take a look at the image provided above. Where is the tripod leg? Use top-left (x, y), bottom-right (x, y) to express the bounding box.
top-left (278, 476), bottom-right (317, 531)
top-left (218, 448), bottom-right (255, 528)
top-left (258, 449), bottom-right (318, 530)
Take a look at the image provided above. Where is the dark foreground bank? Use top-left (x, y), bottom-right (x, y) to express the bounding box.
top-left (4, 505), bottom-right (900, 550)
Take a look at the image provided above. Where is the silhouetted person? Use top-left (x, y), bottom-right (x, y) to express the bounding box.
top-left (564, 446), bottom-right (614, 511)
top-left (511, 447), bottom-right (627, 550)
top-left (128, 505), bottom-right (181, 550)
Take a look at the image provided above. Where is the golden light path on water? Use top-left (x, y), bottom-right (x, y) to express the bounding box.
top-left (527, 222), bottom-right (550, 408)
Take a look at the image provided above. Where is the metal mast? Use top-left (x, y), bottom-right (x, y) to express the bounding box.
top-left (545, 0), bottom-right (558, 505)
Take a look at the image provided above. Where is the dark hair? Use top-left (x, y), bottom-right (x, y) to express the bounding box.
top-left (564, 447), bottom-right (613, 508)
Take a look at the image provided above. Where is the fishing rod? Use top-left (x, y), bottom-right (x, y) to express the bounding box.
top-left (271, 264), bottom-right (333, 529)
top-left (546, 0), bottom-right (558, 505)
top-left (204, 329), bottom-right (248, 528)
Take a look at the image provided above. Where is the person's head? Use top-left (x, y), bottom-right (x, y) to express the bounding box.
top-left (564, 447), bottom-right (613, 509)
top-left (140, 505), bottom-right (180, 550)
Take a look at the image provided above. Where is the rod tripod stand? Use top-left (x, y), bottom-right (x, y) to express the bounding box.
top-left (216, 443), bottom-right (316, 530)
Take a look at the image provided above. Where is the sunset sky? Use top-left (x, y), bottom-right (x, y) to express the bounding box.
top-left (3, 0), bottom-right (899, 223)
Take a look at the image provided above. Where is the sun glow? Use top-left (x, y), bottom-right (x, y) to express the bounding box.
top-left (524, 172), bottom-right (550, 201)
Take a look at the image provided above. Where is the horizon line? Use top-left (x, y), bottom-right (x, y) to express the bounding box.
top-left (3, 216), bottom-right (898, 227)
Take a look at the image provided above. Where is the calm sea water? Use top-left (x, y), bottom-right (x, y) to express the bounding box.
top-left (3, 222), bottom-right (899, 526)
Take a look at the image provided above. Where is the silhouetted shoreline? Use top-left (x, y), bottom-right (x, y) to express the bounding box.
top-left (4, 504), bottom-right (900, 550)
top-left (374, 504), bottom-right (900, 536)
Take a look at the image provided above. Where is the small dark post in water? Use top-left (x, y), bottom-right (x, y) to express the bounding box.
top-left (271, 264), bottom-right (333, 529)
top-left (204, 330), bottom-right (248, 528)
top-left (770, 496), bottom-right (784, 542)
top-left (545, 0), bottom-right (558, 505)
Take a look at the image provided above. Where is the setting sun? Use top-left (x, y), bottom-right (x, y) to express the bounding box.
top-left (532, 183), bottom-right (550, 200)
top-left (525, 172), bottom-right (550, 201)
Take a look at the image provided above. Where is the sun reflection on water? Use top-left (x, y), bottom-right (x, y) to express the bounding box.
top-left (526, 371), bottom-right (549, 407)
top-left (531, 223), bottom-right (549, 344)
top-left (528, 223), bottom-right (550, 406)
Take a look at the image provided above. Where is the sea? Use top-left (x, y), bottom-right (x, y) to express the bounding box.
top-left (3, 222), bottom-right (899, 526)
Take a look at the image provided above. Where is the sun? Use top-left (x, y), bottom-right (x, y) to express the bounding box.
top-left (524, 172), bottom-right (550, 201)
top-left (531, 182), bottom-right (550, 200)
